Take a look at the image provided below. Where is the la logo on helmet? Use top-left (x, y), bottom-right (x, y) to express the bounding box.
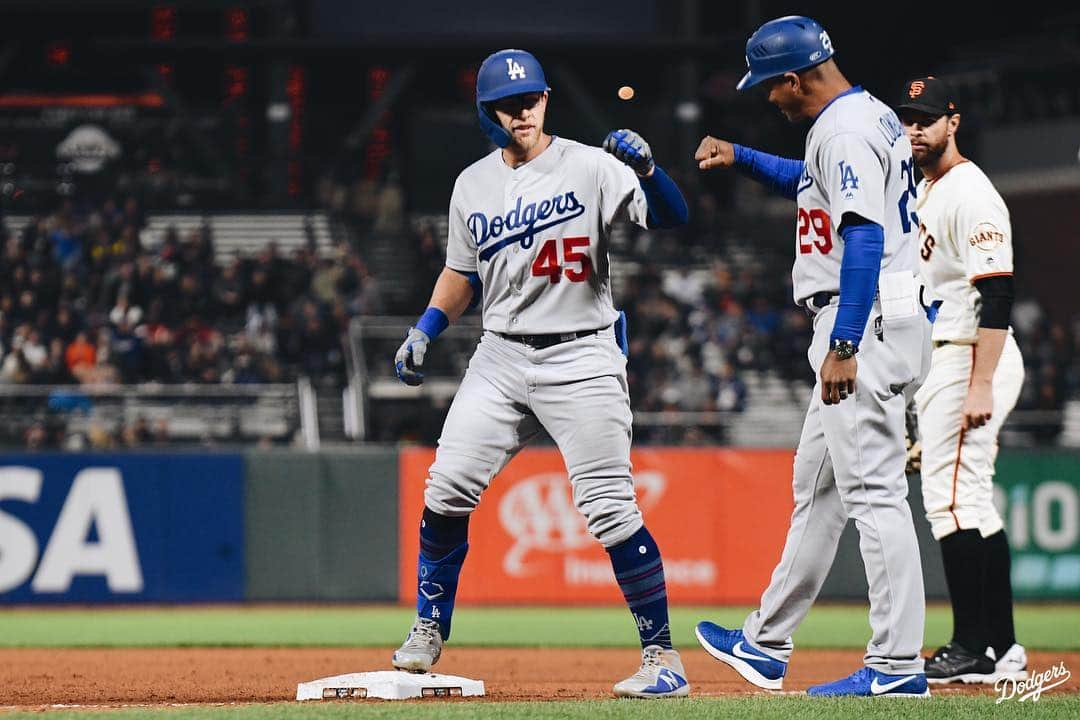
top-left (506, 58), bottom-right (527, 80)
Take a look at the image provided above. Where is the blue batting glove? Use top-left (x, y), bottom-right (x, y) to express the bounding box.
top-left (394, 327), bottom-right (431, 386)
top-left (603, 129), bottom-right (655, 177)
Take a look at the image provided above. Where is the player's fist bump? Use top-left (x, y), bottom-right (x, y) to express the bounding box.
top-left (603, 129), bottom-right (655, 177)
top-left (695, 136), bottom-right (735, 170)
top-left (394, 328), bottom-right (431, 386)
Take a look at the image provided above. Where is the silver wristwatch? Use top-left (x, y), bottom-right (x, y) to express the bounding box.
top-left (830, 339), bottom-right (858, 360)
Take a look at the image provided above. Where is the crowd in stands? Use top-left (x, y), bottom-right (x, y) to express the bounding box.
top-left (0, 197), bottom-right (385, 447)
top-left (618, 260), bottom-right (809, 444)
top-left (0, 198), bottom-right (382, 388)
top-left (2, 195), bottom-right (1077, 448)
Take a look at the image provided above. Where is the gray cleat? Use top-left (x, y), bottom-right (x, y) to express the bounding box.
top-left (613, 645), bottom-right (691, 698)
top-left (392, 616), bottom-right (443, 673)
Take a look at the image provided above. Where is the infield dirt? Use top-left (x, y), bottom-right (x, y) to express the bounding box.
top-left (2, 648), bottom-right (1078, 708)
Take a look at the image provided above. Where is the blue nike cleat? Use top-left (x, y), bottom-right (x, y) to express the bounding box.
top-left (807, 666), bottom-right (930, 697)
top-left (694, 621), bottom-right (786, 690)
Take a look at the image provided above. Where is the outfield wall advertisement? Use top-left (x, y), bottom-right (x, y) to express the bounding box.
top-left (1, 447), bottom-right (1074, 605)
top-left (398, 447), bottom-right (797, 604)
top-left (399, 448), bottom-right (1080, 604)
top-left (0, 454), bottom-right (245, 603)
top-left (994, 454), bottom-right (1080, 599)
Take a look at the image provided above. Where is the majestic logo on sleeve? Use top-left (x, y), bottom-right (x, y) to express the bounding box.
top-left (470, 192), bottom-right (586, 261)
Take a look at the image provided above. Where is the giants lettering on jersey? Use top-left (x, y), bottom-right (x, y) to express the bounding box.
top-left (969, 222), bottom-right (1005, 251)
top-left (470, 192), bottom-right (586, 262)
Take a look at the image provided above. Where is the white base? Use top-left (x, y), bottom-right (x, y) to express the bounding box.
top-left (296, 671), bottom-right (485, 701)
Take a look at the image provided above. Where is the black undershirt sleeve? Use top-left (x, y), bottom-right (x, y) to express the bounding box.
top-left (974, 274), bottom-right (1014, 329)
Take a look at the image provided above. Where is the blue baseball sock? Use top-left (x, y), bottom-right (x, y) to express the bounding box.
top-left (606, 525), bottom-right (672, 649)
top-left (416, 507), bottom-right (469, 641)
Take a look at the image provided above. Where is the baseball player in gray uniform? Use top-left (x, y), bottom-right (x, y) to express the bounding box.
top-left (692, 17), bottom-right (933, 697)
top-left (391, 49), bottom-right (692, 698)
top-left (896, 76), bottom-right (1028, 685)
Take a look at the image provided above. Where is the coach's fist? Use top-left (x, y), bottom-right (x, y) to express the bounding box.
top-left (394, 327), bottom-right (431, 386)
top-left (695, 136), bottom-right (735, 170)
top-left (604, 129), bottom-right (655, 177)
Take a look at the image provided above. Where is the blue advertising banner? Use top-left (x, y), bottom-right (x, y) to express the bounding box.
top-left (0, 454), bottom-right (244, 603)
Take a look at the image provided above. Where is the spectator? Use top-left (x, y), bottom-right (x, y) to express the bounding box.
top-left (0, 347), bottom-right (30, 383)
top-left (65, 331), bottom-right (97, 380)
top-left (212, 258), bottom-right (247, 324)
top-left (20, 329), bottom-right (48, 373)
top-left (715, 362), bottom-right (748, 413)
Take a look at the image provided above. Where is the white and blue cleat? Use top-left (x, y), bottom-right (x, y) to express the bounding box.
top-left (391, 616), bottom-right (443, 673)
top-left (612, 645), bottom-right (690, 699)
top-left (694, 621), bottom-right (787, 690)
top-left (807, 666), bottom-right (930, 697)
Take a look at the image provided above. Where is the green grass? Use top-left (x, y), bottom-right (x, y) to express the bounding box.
top-left (3, 696), bottom-right (1079, 720)
top-left (0, 604), bottom-right (1077, 650)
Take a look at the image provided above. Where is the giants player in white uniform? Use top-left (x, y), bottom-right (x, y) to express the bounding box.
top-left (391, 49), bottom-right (692, 698)
top-left (692, 17), bottom-right (933, 697)
top-left (896, 76), bottom-right (1028, 685)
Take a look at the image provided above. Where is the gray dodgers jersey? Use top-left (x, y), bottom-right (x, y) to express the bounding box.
top-left (793, 88), bottom-right (919, 303)
top-left (445, 136), bottom-right (648, 335)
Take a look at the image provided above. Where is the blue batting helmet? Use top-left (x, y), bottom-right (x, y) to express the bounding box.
top-left (475, 49), bottom-right (550, 147)
top-left (736, 16), bottom-right (834, 91)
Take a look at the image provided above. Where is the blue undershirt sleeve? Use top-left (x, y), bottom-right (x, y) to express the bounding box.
top-left (732, 144), bottom-right (805, 200)
top-left (639, 164), bottom-right (689, 229)
top-left (830, 219), bottom-right (884, 347)
top-left (452, 269), bottom-right (482, 311)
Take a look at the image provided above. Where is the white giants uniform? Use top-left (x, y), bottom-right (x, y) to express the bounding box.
top-left (913, 161), bottom-right (1023, 540)
top-left (426, 136), bottom-right (651, 550)
top-left (742, 88), bottom-right (932, 676)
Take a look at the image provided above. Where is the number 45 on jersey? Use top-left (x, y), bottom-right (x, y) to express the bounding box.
top-left (531, 237), bottom-right (592, 283)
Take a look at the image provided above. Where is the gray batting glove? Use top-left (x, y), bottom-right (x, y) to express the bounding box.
top-left (394, 328), bottom-right (431, 386)
top-left (603, 129), bottom-right (655, 177)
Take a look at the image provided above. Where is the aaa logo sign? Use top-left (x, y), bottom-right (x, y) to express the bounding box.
top-left (497, 470), bottom-right (665, 577)
top-left (399, 448), bottom-right (795, 604)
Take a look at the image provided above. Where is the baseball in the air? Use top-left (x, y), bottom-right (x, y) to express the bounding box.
top-left (617, 85), bottom-right (635, 101)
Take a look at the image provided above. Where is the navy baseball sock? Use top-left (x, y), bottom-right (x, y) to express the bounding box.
top-left (940, 529), bottom-right (987, 653)
top-left (606, 525), bottom-right (672, 649)
top-left (983, 530), bottom-right (1017, 659)
top-left (416, 507), bottom-right (470, 641)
